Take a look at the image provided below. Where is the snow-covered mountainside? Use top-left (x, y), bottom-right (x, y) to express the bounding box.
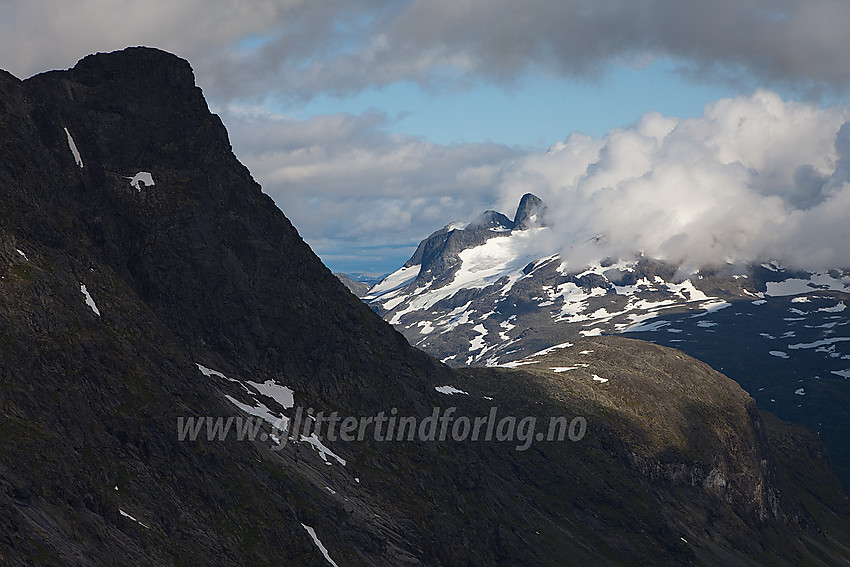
top-left (366, 194), bottom-right (850, 487)
top-left (367, 194), bottom-right (850, 366)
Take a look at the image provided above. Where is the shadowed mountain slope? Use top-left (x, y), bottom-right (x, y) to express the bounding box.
top-left (1, 47), bottom-right (848, 566)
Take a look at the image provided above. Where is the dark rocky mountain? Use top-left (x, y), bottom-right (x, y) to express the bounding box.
top-left (511, 192), bottom-right (546, 230)
top-left (1, 47), bottom-right (849, 566)
top-left (366, 196), bottom-right (850, 492)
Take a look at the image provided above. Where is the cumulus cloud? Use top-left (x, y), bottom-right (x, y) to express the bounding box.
top-left (495, 91), bottom-right (850, 270)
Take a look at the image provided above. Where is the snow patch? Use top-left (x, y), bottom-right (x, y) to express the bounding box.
top-left (80, 284), bottom-right (100, 316)
top-left (196, 363), bottom-right (228, 380)
top-left (666, 279), bottom-right (710, 302)
top-left (769, 351), bottom-right (789, 359)
top-left (246, 379), bottom-right (295, 409)
top-left (580, 327), bottom-right (603, 337)
top-left (64, 128), bottom-right (83, 169)
top-left (435, 385), bottom-right (468, 395)
top-left (224, 395), bottom-right (288, 432)
top-left (623, 320), bottom-right (670, 333)
top-left (469, 324), bottom-right (489, 351)
top-left (788, 337), bottom-right (850, 350)
top-left (499, 359), bottom-right (540, 368)
top-left (530, 342), bottom-right (574, 357)
top-left (693, 300), bottom-right (731, 315)
top-left (300, 432), bottom-right (347, 466)
top-left (418, 320), bottom-right (435, 334)
top-left (766, 272), bottom-right (850, 296)
top-left (119, 509), bottom-right (149, 529)
top-left (301, 524), bottom-right (340, 567)
top-left (382, 295), bottom-right (406, 311)
top-left (126, 172), bottom-right (154, 191)
top-left (819, 301), bottom-right (846, 313)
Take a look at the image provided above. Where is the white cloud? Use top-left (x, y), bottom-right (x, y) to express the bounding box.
top-left (495, 91), bottom-right (850, 270)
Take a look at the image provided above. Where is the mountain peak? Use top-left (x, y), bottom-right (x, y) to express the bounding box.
top-left (399, 195), bottom-right (546, 283)
top-left (513, 192), bottom-right (546, 229)
top-left (21, 46), bottom-right (232, 195)
top-left (71, 46), bottom-right (195, 87)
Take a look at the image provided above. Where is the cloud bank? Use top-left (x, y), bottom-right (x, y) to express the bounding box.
top-left (227, 92), bottom-right (850, 272)
top-left (5, 0), bottom-right (850, 99)
top-left (496, 91), bottom-right (850, 270)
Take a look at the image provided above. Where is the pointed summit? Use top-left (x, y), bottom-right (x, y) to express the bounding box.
top-left (513, 193), bottom-right (546, 229)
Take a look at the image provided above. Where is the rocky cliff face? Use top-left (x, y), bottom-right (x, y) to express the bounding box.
top-left (1, 48), bottom-right (849, 566)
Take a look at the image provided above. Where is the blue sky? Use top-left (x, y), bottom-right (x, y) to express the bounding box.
top-left (3, 0), bottom-right (850, 275)
top-left (283, 58), bottom-right (740, 148)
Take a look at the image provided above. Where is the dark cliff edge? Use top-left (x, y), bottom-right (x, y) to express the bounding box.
top-left (1, 47), bottom-right (848, 566)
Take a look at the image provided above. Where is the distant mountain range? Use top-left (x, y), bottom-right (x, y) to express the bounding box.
top-left (333, 272), bottom-right (372, 296)
top-left (366, 194), bottom-right (850, 489)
